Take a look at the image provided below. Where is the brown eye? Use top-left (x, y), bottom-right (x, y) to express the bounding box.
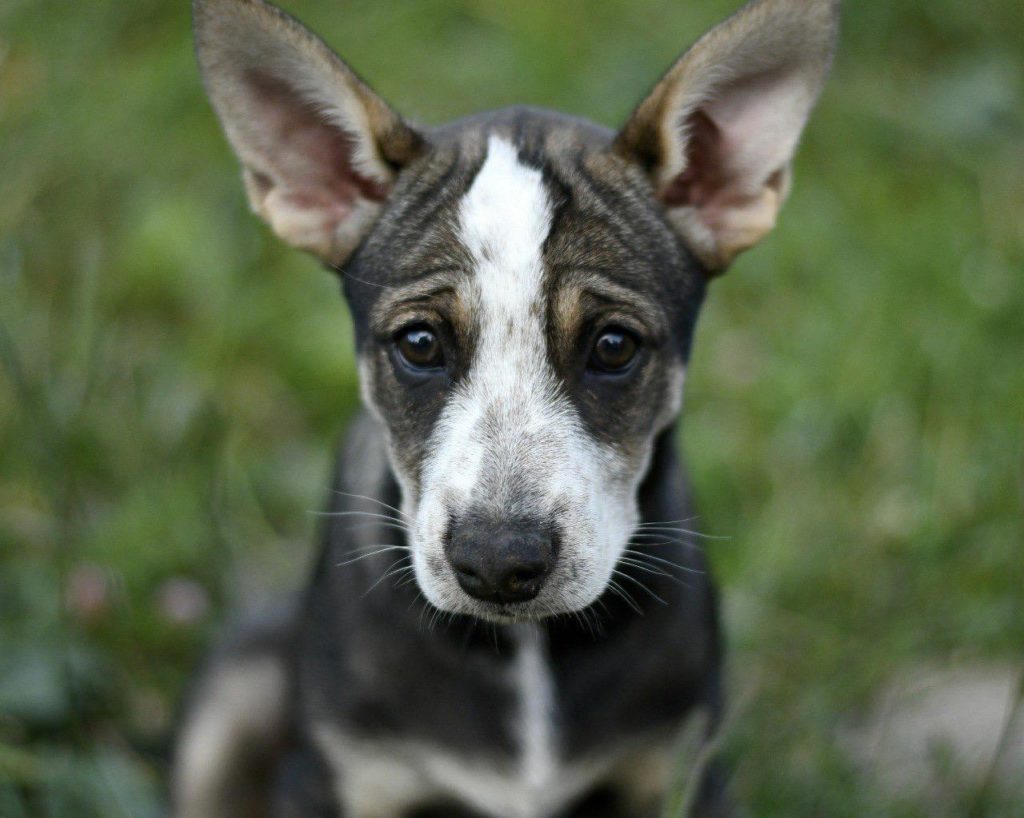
top-left (589, 328), bottom-right (639, 373)
top-left (396, 325), bottom-right (444, 370)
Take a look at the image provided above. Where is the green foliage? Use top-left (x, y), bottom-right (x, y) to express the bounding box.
top-left (1, 0), bottom-right (1022, 815)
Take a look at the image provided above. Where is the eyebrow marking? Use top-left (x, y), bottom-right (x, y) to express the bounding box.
top-left (549, 271), bottom-right (669, 342)
top-left (371, 270), bottom-right (464, 327)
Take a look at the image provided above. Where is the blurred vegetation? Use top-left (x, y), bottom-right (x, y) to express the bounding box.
top-left (1, 0), bottom-right (1022, 815)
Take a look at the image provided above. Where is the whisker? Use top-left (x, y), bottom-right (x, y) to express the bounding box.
top-left (628, 534), bottom-right (705, 555)
top-left (330, 490), bottom-right (412, 523)
top-left (342, 520), bottom-right (410, 535)
top-left (330, 265), bottom-right (394, 291)
top-left (612, 569), bottom-right (668, 606)
top-left (628, 534), bottom-right (681, 546)
top-left (388, 565), bottom-right (417, 583)
top-left (605, 578), bottom-right (644, 615)
top-left (395, 572), bottom-right (420, 589)
top-left (624, 548), bottom-right (704, 575)
top-left (570, 605), bottom-right (602, 639)
top-left (635, 516), bottom-right (701, 527)
top-left (362, 557), bottom-right (414, 597)
top-left (311, 509), bottom-right (408, 526)
top-left (633, 525), bottom-right (729, 541)
top-left (427, 605), bottom-right (445, 632)
top-left (619, 556), bottom-right (696, 590)
top-left (335, 545), bottom-right (409, 568)
top-left (346, 542), bottom-right (411, 554)
top-left (459, 616), bottom-right (480, 652)
top-left (618, 556), bottom-right (673, 579)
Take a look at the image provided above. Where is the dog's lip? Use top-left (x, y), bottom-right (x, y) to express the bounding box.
top-left (460, 598), bottom-right (554, 624)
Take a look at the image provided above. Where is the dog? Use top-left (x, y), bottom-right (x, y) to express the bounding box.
top-left (172, 0), bottom-right (838, 815)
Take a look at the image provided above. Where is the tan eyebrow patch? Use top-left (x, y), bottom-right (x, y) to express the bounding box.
top-left (548, 270), bottom-right (670, 358)
top-left (369, 270), bottom-right (473, 338)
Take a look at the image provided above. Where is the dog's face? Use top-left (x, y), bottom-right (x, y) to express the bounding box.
top-left (349, 125), bottom-right (699, 621)
top-left (195, 0), bottom-right (837, 621)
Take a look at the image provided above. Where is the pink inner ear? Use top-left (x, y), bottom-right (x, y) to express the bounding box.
top-left (660, 71), bottom-right (804, 214)
top-left (245, 71), bottom-right (389, 211)
top-left (660, 111), bottom-right (724, 209)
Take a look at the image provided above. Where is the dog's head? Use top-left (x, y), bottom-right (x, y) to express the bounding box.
top-left (195, 0), bottom-right (837, 622)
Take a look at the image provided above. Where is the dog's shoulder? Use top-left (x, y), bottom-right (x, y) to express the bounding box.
top-left (171, 602), bottom-right (299, 818)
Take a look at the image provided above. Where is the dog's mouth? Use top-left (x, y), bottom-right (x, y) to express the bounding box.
top-left (461, 599), bottom-right (552, 625)
top-left (430, 595), bottom-right (572, 626)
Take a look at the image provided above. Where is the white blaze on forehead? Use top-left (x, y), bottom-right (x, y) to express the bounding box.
top-left (459, 136), bottom-right (552, 307)
top-left (421, 135), bottom-right (559, 507)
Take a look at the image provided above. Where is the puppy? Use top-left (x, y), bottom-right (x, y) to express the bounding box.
top-left (174, 0), bottom-right (838, 815)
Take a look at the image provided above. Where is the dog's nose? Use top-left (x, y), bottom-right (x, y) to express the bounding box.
top-left (447, 521), bottom-right (554, 604)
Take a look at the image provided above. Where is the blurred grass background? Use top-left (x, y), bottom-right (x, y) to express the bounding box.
top-left (1, 0), bottom-right (1022, 815)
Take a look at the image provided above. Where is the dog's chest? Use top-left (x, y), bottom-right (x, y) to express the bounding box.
top-left (312, 625), bottom-right (619, 818)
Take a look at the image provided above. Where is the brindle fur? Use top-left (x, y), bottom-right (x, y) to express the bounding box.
top-left (175, 0), bottom-right (838, 815)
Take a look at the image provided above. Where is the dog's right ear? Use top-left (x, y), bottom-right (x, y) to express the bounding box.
top-left (193, 0), bottom-right (424, 266)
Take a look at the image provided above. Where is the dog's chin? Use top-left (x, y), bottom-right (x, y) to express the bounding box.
top-left (418, 583), bottom-right (604, 625)
top-left (460, 601), bottom-right (550, 625)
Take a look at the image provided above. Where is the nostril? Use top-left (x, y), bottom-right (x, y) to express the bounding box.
top-left (499, 560), bottom-right (549, 601)
top-left (509, 565), bottom-right (544, 588)
top-left (453, 563), bottom-right (483, 589)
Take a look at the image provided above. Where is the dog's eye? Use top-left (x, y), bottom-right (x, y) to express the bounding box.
top-left (395, 325), bottom-right (444, 370)
top-left (588, 328), bottom-right (639, 373)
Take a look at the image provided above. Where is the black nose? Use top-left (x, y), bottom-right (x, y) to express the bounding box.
top-left (447, 519), bottom-right (554, 604)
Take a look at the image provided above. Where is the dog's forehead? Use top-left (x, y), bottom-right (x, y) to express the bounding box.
top-left (352, 108), bottom-right (702, 344)
top-left (459, 135), bottom-right (551, 312)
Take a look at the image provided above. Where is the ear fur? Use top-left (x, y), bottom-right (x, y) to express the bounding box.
top-left (193, 0), bottom-right (423, 266)
top-left (615, 0), bottom-right (839, 273)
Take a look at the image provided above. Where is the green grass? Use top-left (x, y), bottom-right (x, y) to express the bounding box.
top-left (1, 0), bottom-right (1022, 815)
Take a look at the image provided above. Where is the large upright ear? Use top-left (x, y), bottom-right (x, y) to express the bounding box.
top-left (615, 0), bottom-right (839, 273)
top-left (193, 0), bottom-right (424, 266)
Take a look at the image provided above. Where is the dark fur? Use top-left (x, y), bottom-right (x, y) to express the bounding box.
top-left (348, 110), bottom-right (705, 486)
top-left (178, 0), bottom-right (839, 813)
top-left (184, 410), bottom-right (725, 817)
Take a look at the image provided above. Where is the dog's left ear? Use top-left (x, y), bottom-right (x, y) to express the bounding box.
top-left (193, 0), bottom-right (424, 267)
top-left (615, 0), bottom-right (839, 274)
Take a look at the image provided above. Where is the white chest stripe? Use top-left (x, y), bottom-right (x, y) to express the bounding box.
top-left (515, 624), bottom-right (558, 800)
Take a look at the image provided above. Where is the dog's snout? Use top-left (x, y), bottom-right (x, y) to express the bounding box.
top-left (447, 520), bottom-right (554, 604)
